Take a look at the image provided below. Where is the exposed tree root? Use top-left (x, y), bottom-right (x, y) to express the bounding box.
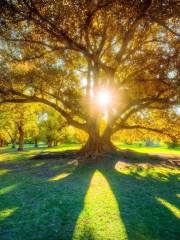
top-left (31, 150), bottom-right (79, 160)
top-left (31, 148), bottom-right (180, 167)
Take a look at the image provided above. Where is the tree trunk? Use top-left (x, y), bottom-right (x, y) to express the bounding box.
top-left (82, 136), bottom-right (114, 154)
top-left (34, 138), bottom-right (38, 148)
top-left (47, 139), bottom-right (53, 147)
top-left (12, 138), bottom-right (16, 148)
top-left (168, 139), bottom-right (178, 148)
top-left (0, 138), bottom-right (4, 147)
top-left (18, 125), bottom-right (24, 151)
top-left (80, 125), bottom-right (116, 163)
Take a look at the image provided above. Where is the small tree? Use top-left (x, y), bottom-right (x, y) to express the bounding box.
top-left (0, 105), bottom-right (17, 147)
top-left (0, 103), bottom-right (40, 150)
top-left (39, 109), bottom-right (66, 147)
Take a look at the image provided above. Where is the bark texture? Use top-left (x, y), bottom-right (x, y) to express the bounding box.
top-left (79, 124), bottom-right (116, 163)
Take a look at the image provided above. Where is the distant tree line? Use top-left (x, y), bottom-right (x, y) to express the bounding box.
top-left (0, 103), bottom-right (179, 150)
top-left (0, 103), bottom-right (88, 150)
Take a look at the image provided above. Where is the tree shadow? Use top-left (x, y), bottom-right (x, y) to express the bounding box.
top-left (0, 150), bottom-right (179, 239)
top-left (98, 153), bottom-right (180, 240)
top-left (0, 156), bottom-right (95, 240)
top-left (0, 146), bottom-right (48, 154)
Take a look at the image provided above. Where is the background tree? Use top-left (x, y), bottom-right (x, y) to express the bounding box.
top-left (0, 0), bottom-right (179, 161)
top-left (0, 104), bottom-right (17, 147)
top-left (59, 126), bottom-right (88, 144)
top-left (38, 109), bottom-right (66, 147)
top-left (0, 103), bottom-right (40, 150)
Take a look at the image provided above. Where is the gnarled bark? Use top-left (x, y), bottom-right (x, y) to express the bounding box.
top-left (79, 124), bottom-right (116, 163)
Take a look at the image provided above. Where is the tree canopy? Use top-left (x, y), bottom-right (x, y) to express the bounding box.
top-left (0, 0), bottom-right (179, 158)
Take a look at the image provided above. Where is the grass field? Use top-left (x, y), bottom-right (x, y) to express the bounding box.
top-left (0, 144), bottom-right (180, 240)
top-left (116, 143), bottom-right (180, 155)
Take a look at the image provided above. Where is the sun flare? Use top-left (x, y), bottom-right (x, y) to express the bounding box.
top-left (96, 88), bottom-right (112, 107)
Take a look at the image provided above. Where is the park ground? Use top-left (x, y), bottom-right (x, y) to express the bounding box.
top-left (0, 143), bottom-right (180, 240)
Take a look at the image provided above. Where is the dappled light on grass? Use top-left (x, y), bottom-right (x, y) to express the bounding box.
top-left (0, 169), bottom-right (10, 176)
top-left (0, 184), bottom-right (17, 195)
top-left (0, 146), bottom-right (179, 240)
top-left (115, 164), bottom-right (180, 181)
top-left (116, 144), bottom-right (180, 155)
top-left (48, 163), bottom-right (77, 181)
top-left (32, 162), bottom-right (46, 167)
top-left (0, 150), bottom-right (39, 163)
top-left (43, 144), bottom-right (81, 153)
top-left (0, 207), bottom-right (17, 220)
top-left (48, 172), bottom-right (72, 181)
top-left (73, 170), bottom-right (127, 240)
top-left (157, 197), bottom-right (180, 219)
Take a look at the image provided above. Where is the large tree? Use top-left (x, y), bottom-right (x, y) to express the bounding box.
top-left (0, 0), bottom-right (179, 160)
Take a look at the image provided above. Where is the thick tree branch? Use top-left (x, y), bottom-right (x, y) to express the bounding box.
top-left (112, 95), bottom-right (177, 133)
top-left (121, 125), bottom-right (177, 140)
top-left (6, 49), bottom-right (57, 62)
top-left (0, 88), bottom-right (87, 131)
top-left (2, 37), bottom-right (65, 51)
top-left (43, 90), bottom-right (88, 120)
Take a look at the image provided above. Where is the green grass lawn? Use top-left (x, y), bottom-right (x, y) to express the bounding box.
top-left (116, 143), bottom-right (180, 155)
top-left (0, 145), bottom-right (180, 240)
